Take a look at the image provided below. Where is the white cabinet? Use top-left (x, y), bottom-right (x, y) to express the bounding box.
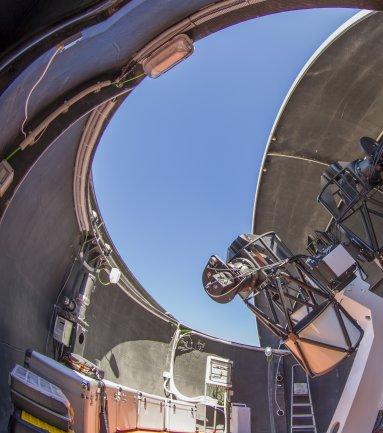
top-left (230, 404), bottom-right (251, 433)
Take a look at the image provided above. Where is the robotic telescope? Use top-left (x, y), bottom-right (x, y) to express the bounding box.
top-left (202, 232), bottom-right (363, 377)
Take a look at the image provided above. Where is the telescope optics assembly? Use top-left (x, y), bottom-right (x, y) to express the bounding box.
top-left (319, 136), bottom-right (383, 263)
top-left (202, 232), bottom-right (363, 377)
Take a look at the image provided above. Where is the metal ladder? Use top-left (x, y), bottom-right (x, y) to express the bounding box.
top-left (290, 364), bottom-right (317, 433)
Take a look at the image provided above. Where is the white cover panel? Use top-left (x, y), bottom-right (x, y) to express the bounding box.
top-left (291, 305), bottom-right (312, 324)
top-left (299, 305), bottom-right (348, 349)
top-left (205, 356), bottom-right (232, 388)
top-left (294, 340), bottom-right (346, 375)
top-left (322, 245), bottom-right (355, 277)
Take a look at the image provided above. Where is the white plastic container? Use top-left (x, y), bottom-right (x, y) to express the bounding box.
top-left (230, 404), bottom-right (251, 433)
top-left (137, 392), bottom-right (166, 431)
top-left (165, 399), bottom-right (197, 433)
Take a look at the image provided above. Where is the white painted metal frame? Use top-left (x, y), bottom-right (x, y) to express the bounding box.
top-left (327, 275), bottom-right (383, 433)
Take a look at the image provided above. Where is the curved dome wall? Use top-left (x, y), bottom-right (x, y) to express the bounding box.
top-left (1, 2), bottom-right (383, 433)
top-left (252, 10), bottom-right (383, 350)
top-left (0, 119), bottom-right (84, 427)
top-left (85, 282), bottom-right (289, 432)
top-left (253, 11), bottom-right (383, 254)
top-left (84, 279), bottom-right (175, 395)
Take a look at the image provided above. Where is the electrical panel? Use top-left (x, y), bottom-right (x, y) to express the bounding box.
top-left (205, 356), bottom-right (232, 388)
top-left (53, 316), bottom-right (73, 346)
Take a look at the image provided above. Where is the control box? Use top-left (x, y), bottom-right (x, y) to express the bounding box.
top-left (205, 356), bottom-right (232, 388)
top-left (53, 316), bottom-right (73, 346)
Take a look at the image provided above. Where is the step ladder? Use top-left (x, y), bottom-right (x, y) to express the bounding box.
top-left (290, 364), bottom-right (317, 433)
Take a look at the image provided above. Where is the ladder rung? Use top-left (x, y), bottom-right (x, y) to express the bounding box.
top-left (291, 366), bottom-right (317, 433)
top-left (291, 427), bottom-right (317, 433)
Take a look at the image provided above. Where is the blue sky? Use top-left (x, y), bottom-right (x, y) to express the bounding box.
top-left (93, 8), bottom-right (358, 345)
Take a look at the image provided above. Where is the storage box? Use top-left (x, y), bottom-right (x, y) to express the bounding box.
top-left (103, 380), bottom-right (138, 433)
top-left (231, 404), bottom-right (250, 433)
top-left (137, 392), bottom-right (165, 431)
top-left (165, 399), bottom-right (196, 433)
top-left (25, 351), bottom-right (100, 433)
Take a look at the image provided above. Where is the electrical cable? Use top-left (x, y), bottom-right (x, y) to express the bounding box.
top-left (267, 351), bottom-right (277, 433)
top-left (4, 69), bottom-right (143, 169)
top-left (21, 47), bottom-right (63, 138)
top-left (204, 276), bottom-right (247, 300)
top-left (115, 72), bottom-right (146, 88)
top-left (44, 235), bottom-right (88, 355)
top-left (90, 214), bottom-right (174, 318)
top-left (274, 357), bottom-right (283, 413)
top-left (5, 146), bottom-right (21, 161)
top-left (165, 326), bottom-right (216, 405)
top-left (81, 232), bottom-right (89, 252)
top-left (32, 124), bottom-right (49, 144)
top-left (274, 342), bottom-right (286, 414)
top-left (97, 268), bottom-right (111, 286)
top-left (0, 339), bottom-right (25, 353)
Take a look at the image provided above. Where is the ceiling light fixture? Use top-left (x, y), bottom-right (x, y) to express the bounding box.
top-left (141, 34), bottom-right (194, 79)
